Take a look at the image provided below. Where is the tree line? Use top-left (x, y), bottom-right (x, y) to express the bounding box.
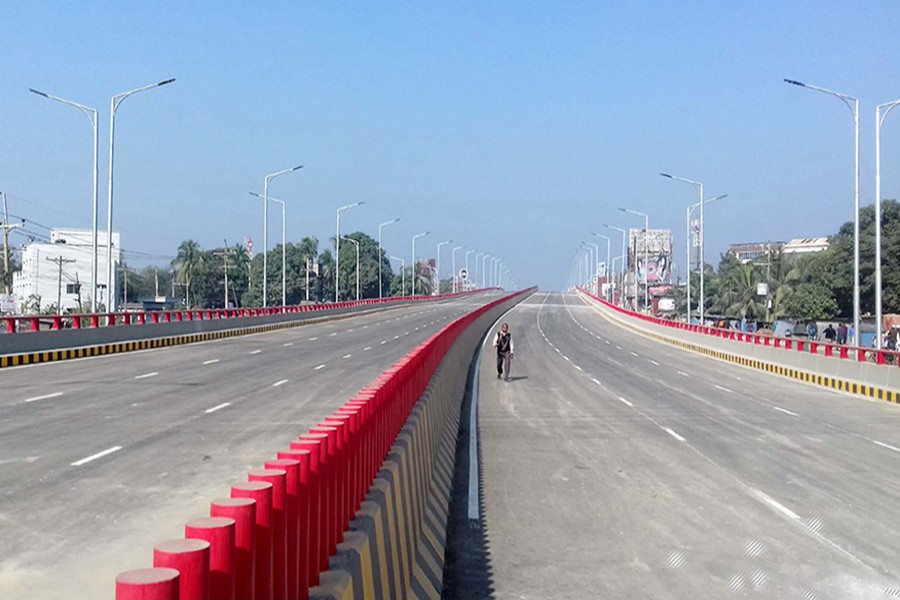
top-left (683, 201), bottom-right (900, 321)
top-left (133, 232), bottom-right (439, 309)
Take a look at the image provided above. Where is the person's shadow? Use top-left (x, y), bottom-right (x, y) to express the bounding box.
top-left (504, 375), bottom-right (528, 382)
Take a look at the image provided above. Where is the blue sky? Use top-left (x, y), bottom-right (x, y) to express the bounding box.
top-left (2, 1), bottom-right (900, 290)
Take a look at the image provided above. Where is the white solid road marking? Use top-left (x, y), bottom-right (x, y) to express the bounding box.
top-left (314, 364), bottom-right (326, 370)
top-left (23, 392), bottom-right (64, 404)
top-left (648, 359), bottom-right (661, 366)
top-left (134, 372), bottom-right (158, 380)
top-left (203, 359), bottom-right (220, 365)
top-left (873, 440), bottom-right (900, 453)
top-left (363, 346), bottom-right (372, 351)
top-left (715, 384), bottom-right (733, 393)
top-left (71, 446), bottom-right (122, 467)
top-left (677, 371), bottom-right (689, 377)
top-left (773, 406), bottom-right (799, 417)
top-left (250, 350), bottom-right (262, 355)
top-left (663, 427), bottom-right (686, 442)
top-left (273, 379), bottom-right (288, 387)
top-left (342, 354), bottom-right (352, 359)
top-left (205, 402), bottom-right (231, 414)
top-left (754, 489), bottom-right (800, 521)
top-left (283, 342), bottom-right (294, 347)
top-left (618, 396), bottom-right (633, 407)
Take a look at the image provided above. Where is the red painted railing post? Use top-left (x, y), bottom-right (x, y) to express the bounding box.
top-left (210, 497), bottom-right (256, 600)
top-left (153, 538), bottom-right (211, 600)
top-left (231, 481), bottom-right (274, 600)
top-left (264, 459), bottom-right (301, 600)
top-left (277, 449), bottom-right (311, 600)
top-left (248, 469), bottom-right (288, 600)
top-left (116, 568), bottom-right (180, 600)
top-left (289, 438), bottom-right (323, 586)
top-left (185, 517), bottom-right (236, 600)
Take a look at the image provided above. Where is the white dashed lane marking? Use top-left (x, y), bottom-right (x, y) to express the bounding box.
top-left (773, 406), bottom-right (799, 417)
top-left (648, 359), bottom-right (660, 366)
top-left (663, 427), bottom-right (686, 442)
top-left (342, 354), bottom-right (352, 359)
top-left (203, 359), bottom-right (220, 365)
top-left (250, 350), bottom-right (262, 355)
top-left (23, 392), bottom-right (64, 404)
top-left (134, 372), bottom-right (158, 380)
top-left (363, 346), bottom-right (372, 351)
top-left (618, 396), bottom-right (633, 407)
top-left (71, 446), bottom-right (122, 467)
top-left (873, 440), bottom-right (900, 453)
top-left (314, 364), bottom-right (326, 371)
top-left (205, 402), bottom-right (230, 414)
top-left (273, 379), bottom-right (288, 387)
top-left (283, 342), bottom-right (293, 347)
top-left (714, 384), bottom-right (733, 394)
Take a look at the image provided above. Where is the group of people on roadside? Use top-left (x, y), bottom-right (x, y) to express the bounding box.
top-left (818, 322), bottom-right (852, 345)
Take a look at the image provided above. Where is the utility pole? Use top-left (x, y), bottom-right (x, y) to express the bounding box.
top-left (116, 266), bottom-right (130, 306)
top-left (214, 242), bottom-right (234, 309)
top-left (2, 192), bottom-right (24, 295)
top-left (46, 255), bottom-right (76, 314)
top-left (154, 267), bottom-right (159, 297)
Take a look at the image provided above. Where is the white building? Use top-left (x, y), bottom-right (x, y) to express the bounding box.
top-left (782, 237), bottom-right (830, 255)
top-left (12, 228), bottom-right (121, 313)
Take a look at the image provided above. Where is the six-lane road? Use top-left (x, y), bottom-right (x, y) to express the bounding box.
top-left (3, 290), bottom-right (900, 600)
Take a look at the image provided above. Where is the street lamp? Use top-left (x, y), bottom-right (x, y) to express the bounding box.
top-left (784, 78), bottom-right (860, 344)
top-left (378, 218), bottom-right (400, 299)
top-left (481, 254), bottom-right (491, 289)
top-left (29, 88), bottom-right (100, 312)
top-left (591, 233), bottom-right (612, 300)
top-left (875, 99), bottom-right (900, 347)
top-left (250, 191), bottom-right (289, 307)
top-left (435, 240), bottom-right (452, 295)
top-left (474, 252), bottom-right (484, 288)
top-left (661, 173), bottom-right (706, 321)
top-left (603, 224), bottom-right (627, 306)
top-left (262, 165), bottom-right (303, 307)
top-left (341, 236), bottom-right (360, 301)
top-left (618, 207), bottom-right (650, 311)
top-left (492, 257), bottom-right (501, 288)
top-left (682, 194), bottom-right (727, 322)
top-left (411, 231), bottom-right (430, 295)
top-left (107, 78), bottom-right (175, 312)
top-left (336, 202), bottom-right (364, 301)
top-left (389, 256), bottom-right (405, 297)
top-left (451, 245), bottom-right (463, 292)
top-left (465, 250), bottom-right (476, 291)
top-left (583, 241), bottom-right (599, 293)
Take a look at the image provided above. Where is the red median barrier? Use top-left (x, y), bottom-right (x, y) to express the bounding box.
top-left (115, 286), bottom-right (534, 600)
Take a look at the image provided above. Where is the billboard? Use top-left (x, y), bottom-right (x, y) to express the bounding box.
top-left (629, 229), bottom-right (673, 285)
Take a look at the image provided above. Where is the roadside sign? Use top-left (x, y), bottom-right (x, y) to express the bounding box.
top-left (459, 268), bottom-right (468, 281)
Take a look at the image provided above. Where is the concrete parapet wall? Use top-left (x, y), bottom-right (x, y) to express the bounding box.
top-left (309, 290), bottom-right (531, 600)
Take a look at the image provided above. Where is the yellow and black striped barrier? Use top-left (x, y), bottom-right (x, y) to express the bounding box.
top-left (0, 307), bottom-right (393, 370)
top-left (579, 291), bottom-right (899, 405)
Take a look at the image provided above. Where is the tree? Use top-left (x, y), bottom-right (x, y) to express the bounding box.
top-left (173, 240), bottom-right (205, 308)
top-left (782, 283), bottom-right (839, 320)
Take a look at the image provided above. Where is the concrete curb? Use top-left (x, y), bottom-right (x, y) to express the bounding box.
top-left (0, 301), bottom-right (418, 369)
top-left (578, 290), bottom-right (900, 403)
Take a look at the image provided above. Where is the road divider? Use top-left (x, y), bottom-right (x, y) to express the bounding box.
top-left (0, 288), bottom-right (494, 369)
top-left (114, 286), bottom-right (535, 600)
top-left (577, 288), bottom-right (900, 403)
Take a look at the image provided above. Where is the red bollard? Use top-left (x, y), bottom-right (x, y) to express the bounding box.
top-left (265, 459), bottom-right (301, 600)
top-left (290, 438), bottom-right (324, 583)
top-left (277, 449), bottom-right (311, 599)
top-left (249, 468), bottom-right (288, 600)
top-left (153, 538), bottom-right (210, 600)
top-left (304, 429), bottom-right (338, 556)
top-left (116, 567), bottom-right (180, 600)
top-left (210, 498), bottom-right (255, 600)
top-left (232, 481), bottom-right (274, 600)
top-left (185, 516), bottom-right (236, 600)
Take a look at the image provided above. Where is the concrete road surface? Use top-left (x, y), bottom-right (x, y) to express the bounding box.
top-left (476, 292), bottom-right (900, 599)
top-left (0, 293), bottom-right (498, 600)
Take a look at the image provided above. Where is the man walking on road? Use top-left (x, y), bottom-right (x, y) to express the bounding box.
top-left (493, 322), bottom-right (514, 382)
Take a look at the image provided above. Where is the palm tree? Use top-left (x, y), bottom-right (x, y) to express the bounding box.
top-left (173, 240), bottom-right (204, 308)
